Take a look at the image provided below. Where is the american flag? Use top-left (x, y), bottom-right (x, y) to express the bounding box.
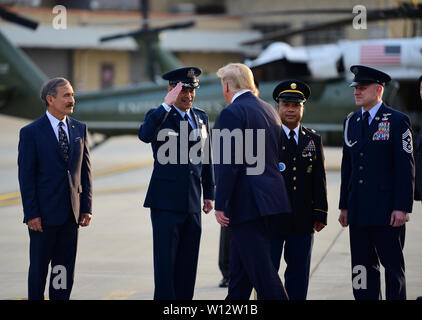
top-left (360, 45), bottom-right (401, 66)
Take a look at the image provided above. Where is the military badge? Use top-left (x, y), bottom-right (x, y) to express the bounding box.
top-left (372, 121), bottom-right (390, 140)
top-left (290, 83), bottom-right (297, 89)
top-left (302, 140), bottom-right (316, 157)
top-left (382, 113), bottom-right (392, 121)
top-left (306, 165), bottom-right (313, 174)
top-left (402, 129), bottom-right (413, 154)
top-left (279, 162), bottom-right (286, 172)
top-left (187, 68), bottom-right (196, 78)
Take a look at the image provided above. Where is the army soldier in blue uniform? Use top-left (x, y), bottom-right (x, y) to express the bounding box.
top-left (138, 67), bottom-right (215, 300)
top-left (270, 80), bottom-right (328, 300)
top-left (339, 65), bottom-right (414, 300)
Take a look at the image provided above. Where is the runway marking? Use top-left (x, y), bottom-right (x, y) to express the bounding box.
top-left (310, 227), bottom-right (345, 277)
top-left (102, 290), bottom-right (137, 300)
top-left (94, 184), bottom-right (148, 195)
top-left (0, 191), bottom-right (20, 201)
top-left (0, 159), bottom-right (153, 207)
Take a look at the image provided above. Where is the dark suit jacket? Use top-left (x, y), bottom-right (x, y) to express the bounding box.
top-left (215, 91), bottom-right (291, 225)
top-left (339, 103), bottom-right (414, 226)
top-left (138, 105), bottom-right (215, 213)
top-left (414, 129), bottom-right (422, 200)
top-left (277, 125), bottom-right (328, 235)
top-left (18, 114), bottom-right (92, 226)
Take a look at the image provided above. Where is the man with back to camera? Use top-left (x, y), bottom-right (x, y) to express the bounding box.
top-left (214, 63), bottom-right (291, 300)
top-left (270, 79), bottom-right (328, 300)
top-left (18, 77), bottom-right (92, 300)
top-left (138, 67), bottom-right (215, 300)
top-left (339, 65), bottom-right (414, 300)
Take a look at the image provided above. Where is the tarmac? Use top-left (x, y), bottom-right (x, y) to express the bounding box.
top-left (0, 113), bottom-right (421, 300)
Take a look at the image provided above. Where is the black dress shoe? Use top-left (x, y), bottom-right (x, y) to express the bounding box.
top-left (219, 277), bottom-right (229, 288)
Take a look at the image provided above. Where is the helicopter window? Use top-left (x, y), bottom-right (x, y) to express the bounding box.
top-left (252, 23), bottom-right (290, 39)
top-left (101, 63), bottom-right (115, 89)
top-left (303, 23), bottom-right (344, 45)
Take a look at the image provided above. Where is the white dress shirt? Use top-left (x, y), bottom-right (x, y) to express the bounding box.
top-left (231, 89), bottom-right (251, 103)
top-left (282, 124), bottom-right (299, 144)
top-left (46, 110), bottom-right (69, 143)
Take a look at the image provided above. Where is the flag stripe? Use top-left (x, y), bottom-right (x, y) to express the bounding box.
top-left (360, 45), bottom-right (401, 65)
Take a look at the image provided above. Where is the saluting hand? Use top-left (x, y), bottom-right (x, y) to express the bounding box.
top-left (164, 82), bottom-right (183, 106)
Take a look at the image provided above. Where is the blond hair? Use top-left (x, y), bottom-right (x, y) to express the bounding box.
top-left (216, 63), bottom-right (256, 93)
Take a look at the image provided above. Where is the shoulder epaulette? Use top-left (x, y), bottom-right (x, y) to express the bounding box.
top-left (193, 107), bottom-right (207, 114)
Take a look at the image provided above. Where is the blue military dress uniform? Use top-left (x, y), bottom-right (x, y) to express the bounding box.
top-left (339, 65), bottom-right (414, 300)
top-left (138, 67), bottom-right (215, 300)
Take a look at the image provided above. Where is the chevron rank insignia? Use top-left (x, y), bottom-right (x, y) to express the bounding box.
top-left (402, 129), bottom-right (413, 154)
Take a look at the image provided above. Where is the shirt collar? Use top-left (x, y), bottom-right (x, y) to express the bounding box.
top-left (281, 124), bottom-right (299, 138)
top-left (362, 100), bottom-right (383, 120)
top-left (231, 89), bottom-right (251, 103)
top-left (174, 106), bottom-right (193, 121)
top-left (46, 110), bottom-right (67, 129)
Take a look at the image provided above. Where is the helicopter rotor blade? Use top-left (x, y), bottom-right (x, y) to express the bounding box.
top-left (0, 6), bottom-right (38, 30)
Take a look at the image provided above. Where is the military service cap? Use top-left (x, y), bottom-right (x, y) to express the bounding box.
top-left (162, 67), bottom-right (201, 89)
top-left (273, 79), bottom-right (311, 103)
top-left (349, 65), bottom-right (391, 87)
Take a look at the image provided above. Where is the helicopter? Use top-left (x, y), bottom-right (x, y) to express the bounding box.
top-left (1, 2), bottom-right (422, 146)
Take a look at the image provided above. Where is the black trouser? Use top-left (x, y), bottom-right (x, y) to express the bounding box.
top-left (28, 214), bottom-right (79, 300)
top-left (218, 226), bottom-right (231, 279)
top-left (226, 218), bottom-right (288, 300)
top-left (150, 209), bottom-right (201, 300)
top-left (349, 224), bottom-right (406, 300)
top-left (270, 233), bottom-right (314, 300)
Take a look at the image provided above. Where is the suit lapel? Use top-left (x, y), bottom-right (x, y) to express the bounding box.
top-left (67, 117), bottom-right (76, 165)
top-left (280, 129), bottom-right (289, 160)
top-left (168, 106), bottom-right (182, 131)
top-left (298, 126), bottom-right (308, 156)
top-left (191, 108), bottom-right (201, 130)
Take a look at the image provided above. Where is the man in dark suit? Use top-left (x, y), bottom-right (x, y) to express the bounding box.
top-left (18, 77), bottom-right (92, 300)
top-left (216, 80), bottom-right (260, 289)
top-left (270, 80), bottom-right (328, 300)
top-left (414, 75), bottom-right (422, 200)
top-left (339, 65), bottom-right (414, 300)
top-left (214, 63), bottom-right (291, 300)
top-left (138, 67), bottom-right (215, 300)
